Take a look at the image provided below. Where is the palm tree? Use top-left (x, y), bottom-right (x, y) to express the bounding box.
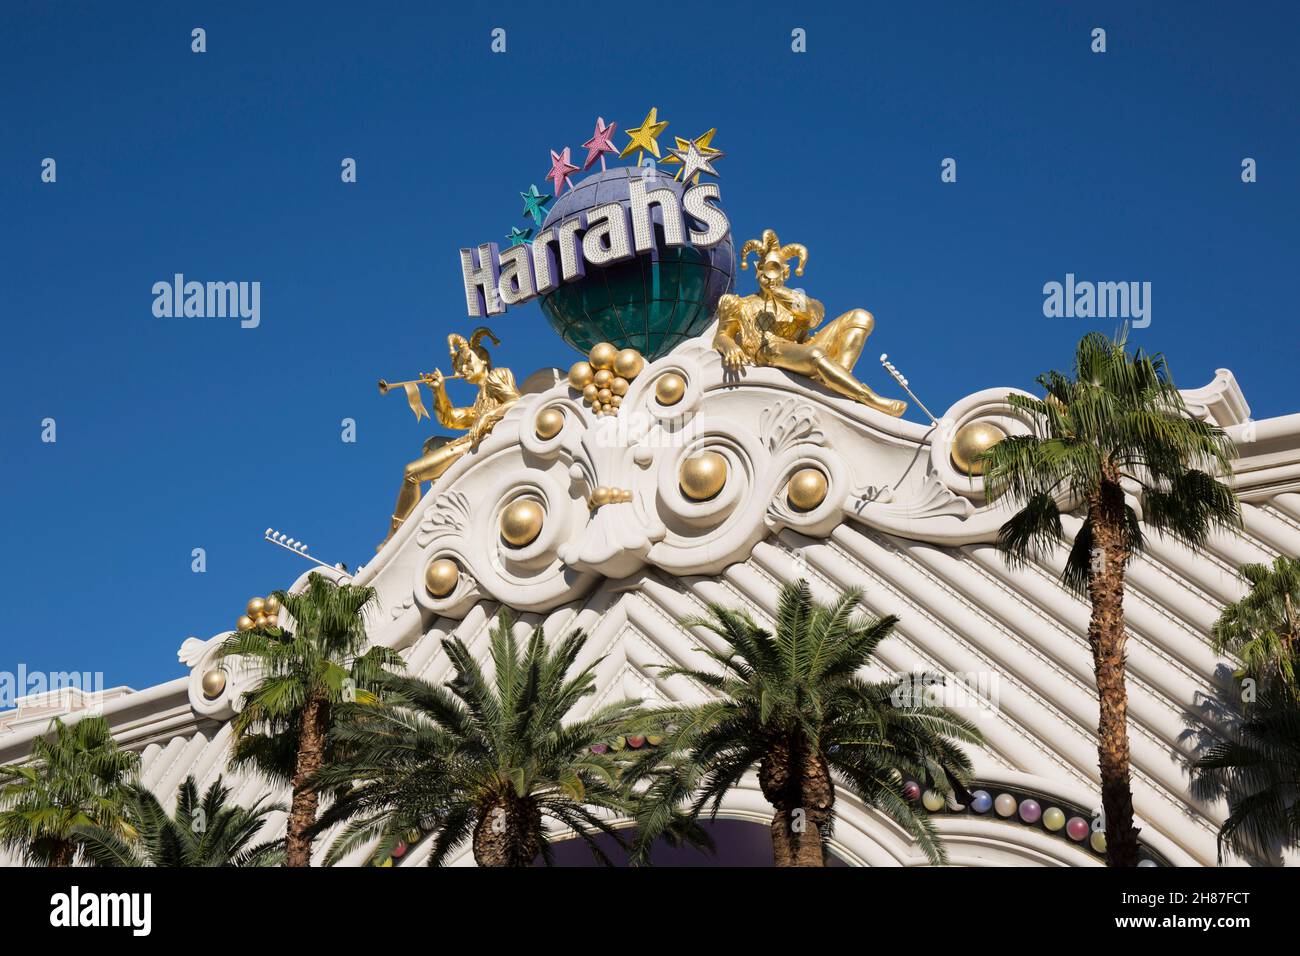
top-left (0, 715), bottom-right (139, 866)
top-left (218, 572), bottom-right (402, 866)
top-left (74, 775), bottom-right (283, 866)
top-left (313, 613), bottom-right (656, 867)
top-left (1212, 555), bottom-right (1300, 698)
top-left (982, 329), bottom-right (1239, 866)
top-left (1192, 690), bottom-right (1300, 862)
top-left (631, 581), bottom-right (983, 866)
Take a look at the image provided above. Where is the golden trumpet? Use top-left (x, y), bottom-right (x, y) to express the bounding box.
top-left (377, 372), bottom-right (463, 395)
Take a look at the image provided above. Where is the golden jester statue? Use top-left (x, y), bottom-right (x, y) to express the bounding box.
top-left (712, 229), bottom-right (906, 417)
top-left (378, 327), bottom-right (520, 547)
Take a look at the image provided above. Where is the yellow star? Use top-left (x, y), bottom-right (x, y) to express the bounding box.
top-left (662, 128), bottom-right (720, 182)
top-left (619, 107), bottom-right (669, 164)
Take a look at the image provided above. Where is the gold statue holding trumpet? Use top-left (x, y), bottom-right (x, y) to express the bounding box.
top-left (712, 229), bottom-right (906, 417)
top-left (378, 327), bottom-right (520, 547)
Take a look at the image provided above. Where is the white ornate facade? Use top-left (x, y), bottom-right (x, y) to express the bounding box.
top-left (6, 330), bottom-right (1299, 866)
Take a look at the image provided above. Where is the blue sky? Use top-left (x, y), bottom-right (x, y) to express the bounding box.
top-left (2, 1), bottom-right (1297, 692)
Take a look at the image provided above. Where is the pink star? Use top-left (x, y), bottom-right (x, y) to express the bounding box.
top-left (582, 117), bottom-right (619, 171)
top-left (547, 147), bottom-right (579, 195)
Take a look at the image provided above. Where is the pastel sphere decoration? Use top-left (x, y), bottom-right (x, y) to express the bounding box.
top-left (1066, 817), bottom-right (1090, 841)
top-left (994, 793), bottom-right (1018, 817)
top-left (1018, 799), bottom-right (1042, 824)
top-left (969, 790), bottom-right (993, 814)
top-left (1090, 830), bottom-right (1107, 854)
top-left (590, 743), bottom-right (608, 754)
top-left (1042, 807), bottom-right (1066, 832)
top-left (922, 789), bottom-right (945, 812)
top-left (1138, 859), bottom-right (1158, 868)
top-left (902, 781), bottom-right (921, 801)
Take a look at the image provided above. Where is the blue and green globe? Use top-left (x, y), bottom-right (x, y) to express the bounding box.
top-left (538, 167), bottom-right (735, 360)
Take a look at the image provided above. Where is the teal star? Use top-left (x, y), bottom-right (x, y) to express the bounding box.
top-left (506, 225), bottom-right (533, 247)
top-left (520, 184), bottom-right (552, 226)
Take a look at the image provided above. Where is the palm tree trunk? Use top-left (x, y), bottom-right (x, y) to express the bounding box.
top-left (48, 839), bottom-right (74, 867)
top-left (472, 795), bottom-right (542, 867)
top-left (285, 694), bottom-right (329, 867)
top-left (1088, 475), bottom-right (1140, 867)
top-left (761, 738), bottom-right (833, 866)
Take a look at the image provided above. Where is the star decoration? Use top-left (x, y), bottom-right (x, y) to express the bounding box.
top-left (520, 184), bottom-right (552, 226)
top-left (581, 116), bottom-right (619, 171)
top-left (663, 128), bottom-right (722, 182)
top-left (619, 106), bottom-right (669, 165)
top-left (546, 147), bottom-right (579, 196)
top-left (666, 140), bottom-right (724, 184)
top-left (506, 226), bottom-right (533, 247)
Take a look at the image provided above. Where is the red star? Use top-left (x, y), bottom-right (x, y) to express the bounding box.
top-left (547, 147), bottom-right (579, 195)
top-left (581, 117), bottom-right (619, 171)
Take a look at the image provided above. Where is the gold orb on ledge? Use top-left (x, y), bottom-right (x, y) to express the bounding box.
top-left (500, 498), bottom-right (544, 547)
top-left (201, 669), bottom-right (227, 700)
top-left (679, 451), bottom-right (728, 501)
top-left (655, 372), bottom-right (686, 406)
top-left (614, 348), bottom-right (644, 380)
top-left (567, 361), bottom-right (594, 390)
top-left (951, 421), bottom-right (1007, 476)
top-left (263, 595), bottom-right (281, 616)
top-left (534, 408), bottom-right (565, 440)
top-left (245, 597), bottom-right (266, 618)
top-left (589, 342), bottom-right (618, 371)
top-left (787, 468), bottom-right (829, 511)
top-left (236, 615), bottom-right (255, 632)
top-left (424, 558), bottom-right (460, 598)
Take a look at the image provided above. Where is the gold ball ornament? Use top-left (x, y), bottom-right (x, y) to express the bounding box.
top-left (424, 558), bottom-right (460, 598)
top-left (614, 349), bottom-right (644, 379)
top-left (567, 361), bottom-right (594, 390)
top-left (951, 421), bottom-right (1007, 476)
top-left (236, 615), bottom-right (255, 632)
top-left (263, 595), bottom-right (281, 616)
top-left (201, 669), bottom-right (227, 700)
top-left (246, 597), bottom-right (266, 618)
top-left (655, 373), bottom-right (685, 406)
top-left (596, 387), bottom-right (612, 404)
top-left (787, 468), bottom-right (829, 511)
top-left (590, 487), bottom-right (612, 507)
top-left (500, 498), bottom-right (544, 547)
top-left (610, 395), bottom-right (622, 408)
top-left (255, 614), bottom-right (273, 629)
top-left (589, 342), bottom-right (617, 371)
top-left (534, 408), bottom-right (565, 440)
top-left (679, 451), bottom-right (728, 501)
top-left (582, 383), bottom-right (598, 402)
top-left (611, 377), bottom-right (629, 396)
top-left (593, 369), bottom-right (613, 388)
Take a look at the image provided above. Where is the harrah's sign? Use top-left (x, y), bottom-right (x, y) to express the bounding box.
top-left (459, 177), bottom-right (729, 317)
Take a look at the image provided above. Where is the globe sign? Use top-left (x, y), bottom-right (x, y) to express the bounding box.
top-left (538, 167), bottom-right (735, 360)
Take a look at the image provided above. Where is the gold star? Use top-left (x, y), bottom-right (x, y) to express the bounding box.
top-left (662, 128), bottom-right (720, 182)
top-left (620, 107), bottom-right (669, 165)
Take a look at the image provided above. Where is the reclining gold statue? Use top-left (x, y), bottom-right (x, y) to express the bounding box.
top-left (380, 327), bottom-right (520, 547)
top-left (712, 229), bottom-right (906, 417)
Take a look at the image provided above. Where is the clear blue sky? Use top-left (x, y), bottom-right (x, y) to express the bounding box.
top-left (2, 1), bottom-right (1297, 692)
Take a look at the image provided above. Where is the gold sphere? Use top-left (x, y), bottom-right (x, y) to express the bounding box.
top-left (787, 468), bottom-right (829, 511)
top-left (535, 408), bottom-right (565, 440)
top-left (589, 342), bottom-right (618, 371)
top-left (590, 487), bottom-right (612, 507)
top-left (424, 558), bottom-right (460, 598)
top-left (679, 451), bottom-right (728, 501)
top-left (236, 615), bottom-right (255, 632)
top-left (597, 387), bottom-right (612, 404)
top-left (593, 369), bottom-right (613, 388)
top-left (655, 373), bottom-right (686, 406)
top-left (568, 361), bottom-right (594, 390)
top-left (500, 498), bottom-right (544, 547)
top-left (246, 597), bottom-right (266, 618)
top-left (201, 669), bottom-right (226, 700)
top-left (610, 395), bottom-right (622, 407)
top-left (951, 421), bottom-right (1007, 476)
top-left (255, 614), bottom-right (273, 629)
top-left (582, 383), bottom-right (598, 402)
top-left (263, 595), bottom-right (281, 616)
top-left (614, 349), bottom-right (644, 379)
top-left (611, 376), bottom-right (629, 396)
